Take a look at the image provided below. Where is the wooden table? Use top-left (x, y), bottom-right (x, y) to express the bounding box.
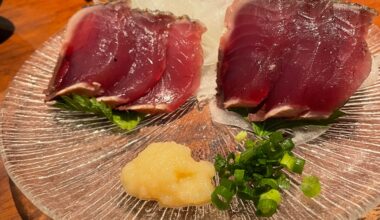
top-left (0, 0), bottom-right (378, 219)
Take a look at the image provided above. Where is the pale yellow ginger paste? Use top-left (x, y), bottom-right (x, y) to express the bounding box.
top-left (121, 142), bottom-right (215, 207)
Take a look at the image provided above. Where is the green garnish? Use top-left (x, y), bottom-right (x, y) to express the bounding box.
top-left (257, 199), bottom-right (278, 217)
top-left (280, 138), bottom-right (295, 151)
top-left (54, 94), bottom-right (144, 131)
top-left (301, 175), bottom-right (321, 198)
top-left (235, 131), bottom-right (248, 142)
top-left (245, 139), bottom-right (255, 148)
top-left (211, 131), bottom-right (296, 216)
top-left (277, 174), bottom-right (290, 190)
top-left (280, 152), bottom-right (305, 174)
top-left (252, 110), bottom-right (345, 133)
top-left (259, 178), bottom-right (279, 190)
top-left (213, 103), bottom-right (344, 215)
top-left (211, 117), bottom-right (328, 216)
top-left (279, 152), bottom-right (294, 170)
top-left (293, 157), bottom-right (306, 174)
top-left (211, 185), bottom-right (234, 210)
top-left (252, 121), bottom-right (273, 137)
top-left (234, 169), bottom-right (245, 184)
top-left (260, 189), bottom-right (282, 205)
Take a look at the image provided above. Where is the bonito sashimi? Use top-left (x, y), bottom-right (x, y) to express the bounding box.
top-left (124, 18), bottom-right (205, 113)
top-left (45, 1), bottom-right (206, 113)
top-left (45, 2), bottom-right (173, 104)
top-left (218, 0), bottom-right (376, 121)
top-left (45, 2), bottom-right (130, 100)
top-left (99, 10), bottom-right (176, 105)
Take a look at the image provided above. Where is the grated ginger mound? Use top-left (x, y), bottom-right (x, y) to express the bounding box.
top-left (120, 142), bottom-right (215, 207)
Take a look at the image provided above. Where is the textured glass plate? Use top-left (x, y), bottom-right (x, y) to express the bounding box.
top-left (1, 29), bottom-right (380, 219)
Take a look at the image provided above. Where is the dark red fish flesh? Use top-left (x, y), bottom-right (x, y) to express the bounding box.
top-left (46, 2), bottom-right (173, 105)
top-left (217, 0), bottom-right (376, 121)
top-left (124, 18), bottom-right (205, 113)
top-left (45, 2), bottom-right (205, 114)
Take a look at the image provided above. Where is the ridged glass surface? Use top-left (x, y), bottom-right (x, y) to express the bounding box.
top-left (1, 31), bottom-right (380, 219)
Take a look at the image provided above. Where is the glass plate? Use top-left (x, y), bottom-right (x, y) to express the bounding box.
top-left (1, 29), bottom-right (380, 220)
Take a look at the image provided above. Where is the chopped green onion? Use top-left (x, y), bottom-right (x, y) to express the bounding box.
top-left (259, 178), bottom-right (279, 190)
top-left (280, 139), bottom-right (295, 151)
top-left (214, 154), bottom-right (227, 173)
top-left (237, 184), bottom-right (255, 200)
top-left (235, 131), bottom-right (248, 142)
top-left (220, 178), bottom-right (236, 192)
top-left (234, 169), bottom-right (245, 184)
top-left (239, 147), bottom-right (255, 163)
top-left (277, 175), bottom-right (290, 190)
top-left (265, 165), bottom-right (274, 177)
top-left (234, 153), bottom-right (241, 163)
top-left (252, 173), bottom-right (263, 181)
top-left (211, 120), bottom-right (324, 217)
top-left (261, 141), bottom-right (275, 156)
top-left (211, 185), bottom-right (234, 210)
top-left (258, 158), bottom-right (267, 165)
top-left (280, 153), bottom-right (306, 174)
top-left (292, 157), bottom-right (305, 174)
top-left (256, 199), bottom-right (278, 217)
top-left (301, 175), bottom-right (321, 198)
top-left (260, 189), bottom-right (282, 205)
top-left (245, 139), bottom-right (255, 148)
top-left (252, 122), bottom-right (273, 137)
top-left (280, 152), bottom-right (295, 170)
top-left (269, 132), bottom-right (284, 145)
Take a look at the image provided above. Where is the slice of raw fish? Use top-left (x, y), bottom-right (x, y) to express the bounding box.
top-left (45, 2), bottom-right (174, 103)
top-left (45, 2), bottom-right (130, 100)
top-left (217, 0), bottom-right (376, 121)
top-left (253, 1), bottom-right (376, 121)
top-left (98, 10), bottom-right (176, 105)
top-left (122, 18), bottom-right (205, 113)
top-left (218, 0), bottom-right (295, 108)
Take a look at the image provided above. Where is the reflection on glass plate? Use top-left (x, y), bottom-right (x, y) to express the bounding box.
top-left (1, 32), bottom-right (380, 219)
